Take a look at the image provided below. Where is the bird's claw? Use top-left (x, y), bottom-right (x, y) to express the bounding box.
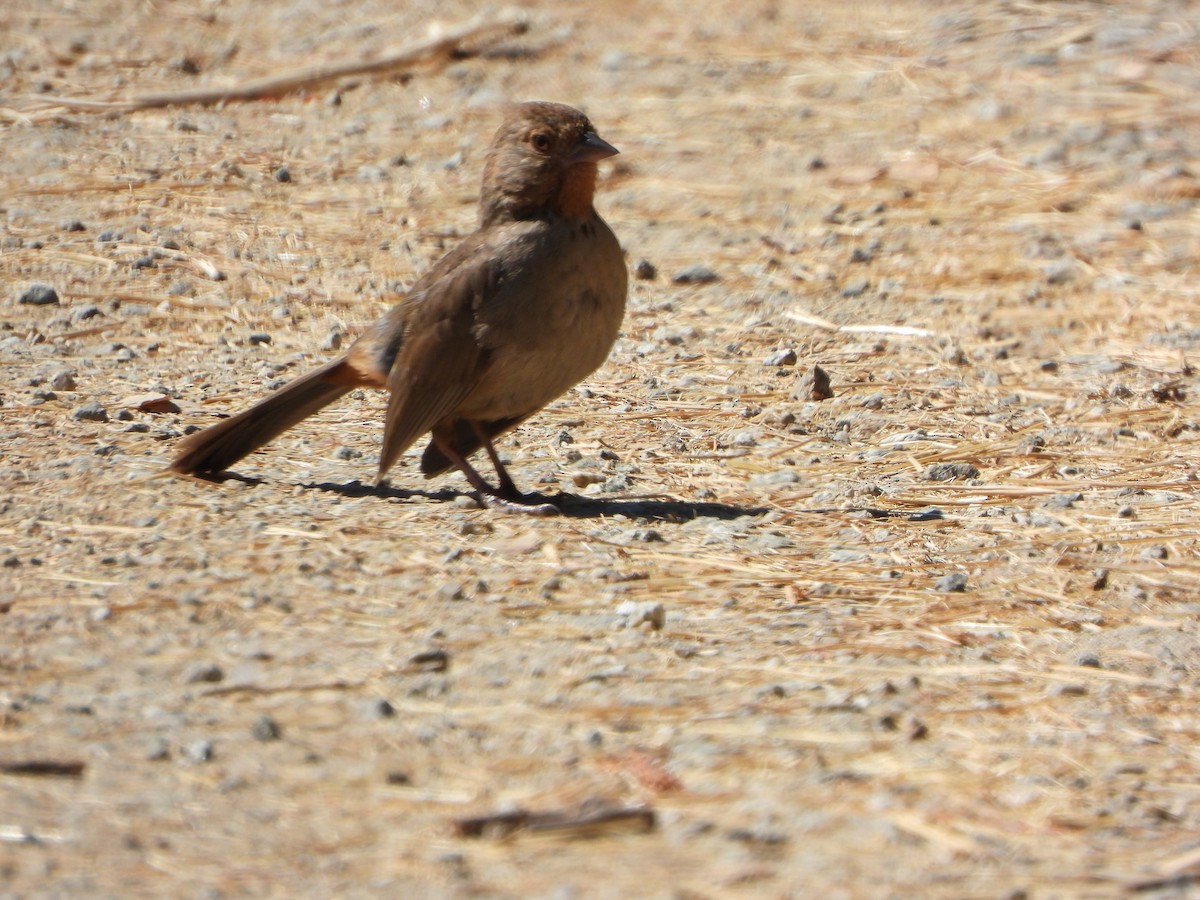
top-left (477, 491), bottom-right (560, 516)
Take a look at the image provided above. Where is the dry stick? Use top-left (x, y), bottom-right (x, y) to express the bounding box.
top-left (36, 14), bottom-right (527, 112)
top-left (0, 760), bottom-right (86, 778)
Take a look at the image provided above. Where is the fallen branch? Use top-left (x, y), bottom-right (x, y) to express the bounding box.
top-left (34, 13), bottom-right (528, 112)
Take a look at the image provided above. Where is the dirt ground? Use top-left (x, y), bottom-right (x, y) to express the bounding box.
top-left (3, 0), bottom-right (1199, 896)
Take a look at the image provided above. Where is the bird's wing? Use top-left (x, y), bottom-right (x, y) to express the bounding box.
top-left (375, 234), bottom-right (504, 478)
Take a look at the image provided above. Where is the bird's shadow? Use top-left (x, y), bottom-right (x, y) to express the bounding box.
top-left (307, 479), bottom-right (767, 522)
top-left (198, 474), bottom-right (940, 523)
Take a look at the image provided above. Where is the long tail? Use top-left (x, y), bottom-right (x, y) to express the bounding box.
top-left (170, 358), bottom-right (359, 476)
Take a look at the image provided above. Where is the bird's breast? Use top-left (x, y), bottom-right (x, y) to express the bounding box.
top-left (459, 216), bottom-right (628, 419)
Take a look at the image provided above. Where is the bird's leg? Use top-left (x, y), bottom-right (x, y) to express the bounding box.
top-left (470, 421), bottom-right (520, 499)
top-left (434, 430), bottom-right (557, 516)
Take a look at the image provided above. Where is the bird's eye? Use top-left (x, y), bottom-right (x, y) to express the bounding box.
top-left (530, 131), bottom-right (552, 152)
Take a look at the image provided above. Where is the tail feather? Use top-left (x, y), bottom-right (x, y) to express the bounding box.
top-left (170, 358), bottom-right (356, 476)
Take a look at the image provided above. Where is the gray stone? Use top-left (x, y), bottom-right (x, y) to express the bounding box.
top-left (19, 284), bottom-right (59, 306)
top-left (72, 402), bottom-right (108, 423)
top-left (936, 572), bottom-right (968, 592)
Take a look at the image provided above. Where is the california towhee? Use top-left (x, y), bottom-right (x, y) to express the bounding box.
top-left (170, 101), bottom-right (627, 513)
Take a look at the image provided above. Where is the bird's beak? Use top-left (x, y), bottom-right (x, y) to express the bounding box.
top-left (570, 131), bottom-right (619, 165)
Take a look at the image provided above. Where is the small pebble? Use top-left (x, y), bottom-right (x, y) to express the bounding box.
top-left (936, 572), bottom-right (968, 592)
top-left (196, 259), bottom-right (225, 281)
top-left (183, 662), bottom-right (224, 684)
top-left (145, 737), bottom-right (171, 761)
top-left (356, 164), bottom-right (388, 182)
top-left (841, 278), bottom-right (869, 298)
top-left (320, 329), bottom-right (344, 351)
top-left (764, 348), bottom-right (797, 367)
top-left (435, 581), bottom-right (466, 601)
top-left (793, 364), bottom-right (834, 401)
top-left (616, 600), bottom-right (666, 631)
top-left (630, 528), bottom-right (664, 543)
top-left (923, 462), bottom-right (980, 482)
top-left (672, 264), bottom-right (719, 285)
top-left (72, 402), bottom-right (109, 423)
top-left (731, 430), bottom-right (758, 447)
top-left (184, 740), bottom-right (214, 763)
top-left (252, 715), bottom-right (282, 741)
top-left (944, 345), bottom-right (968, 365)
top-left (1042, 492), bottom-right (1083, 509)
top-left (62, 219), bottom-right (87, 232)
top-left (1021, 52), bottom-right (1058, 67)
top-left (1054, 683), bottom-right (1088, 697)
top-left (727, 827), bottom-right (788, 847)
top-left (364, 698), bottom-right (396, 719)
top-left (748, 469), bottom-right (800, 488)
top-left (410, 648), bottom-right (450, 672)
top-left (634, 258), bottom-right (657, 280)
top-left (602, 473), bottom-right (630, 492)
top-left (1044, 259), bottom-right (1075, 285)
top-left (653, 324), bottom-right (696, 346)
top-left (19, 284), bottom-right (60, 306)
top-left (829, 549), bottom-right (868, 563)
top-left (274, 166), bottom-right (292, 182)
top-left (600, 49), bottom-right (629, 71)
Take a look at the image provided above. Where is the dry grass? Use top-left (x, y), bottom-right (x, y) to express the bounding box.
top-left (2, 0), bottom-right (1199, 896)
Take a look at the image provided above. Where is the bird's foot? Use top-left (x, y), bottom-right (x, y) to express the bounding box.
top-left (477, 490), bottom-right (560, 516)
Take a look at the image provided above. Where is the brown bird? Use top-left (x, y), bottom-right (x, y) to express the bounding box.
top-left (170, 101), bottom-right (627, 513)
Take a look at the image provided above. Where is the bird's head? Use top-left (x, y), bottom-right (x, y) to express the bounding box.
top-left (480, 101), bottom-right (618, 225)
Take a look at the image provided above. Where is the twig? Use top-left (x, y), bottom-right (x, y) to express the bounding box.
top-left (0, 760), bottom-right (86, 778)
top-left (35, 13), bottom-right (528, 112)
top-left (453, 804), bottom-right (656, 840)
top-left (203, 680), bottom-right (362, 697)
top-left (784, 310), bottom-right (938, 338)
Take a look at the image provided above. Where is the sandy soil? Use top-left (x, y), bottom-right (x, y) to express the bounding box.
top-left (3, 0), bottom-right (1199, 896)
